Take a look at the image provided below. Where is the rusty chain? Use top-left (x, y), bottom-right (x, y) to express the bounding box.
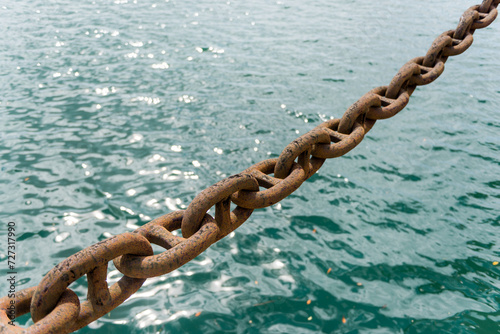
top-left (1, 1), bottom-right (498, 332)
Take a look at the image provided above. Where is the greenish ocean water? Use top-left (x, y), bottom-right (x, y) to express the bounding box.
top-left (1, 0), bottom-right (499, 333)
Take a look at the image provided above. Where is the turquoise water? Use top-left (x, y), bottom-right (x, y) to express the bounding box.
top-left (1, 0), bottom-right (499, 333)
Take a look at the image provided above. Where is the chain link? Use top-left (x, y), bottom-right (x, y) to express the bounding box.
top-left (231, 158), bottom-right (310, 209)
top-left (1, 1), bottom-right (497, 332)
top-left (275, 127), bottom-right (330, 179)
top-left (114, 211), bottom-right (220, 278)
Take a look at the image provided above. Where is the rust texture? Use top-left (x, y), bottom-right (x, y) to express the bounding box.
top-left (0, 1), bottom-right (498, 332)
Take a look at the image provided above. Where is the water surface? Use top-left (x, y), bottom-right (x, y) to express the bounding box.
top-left (1, 0), bottom-right (499, 333)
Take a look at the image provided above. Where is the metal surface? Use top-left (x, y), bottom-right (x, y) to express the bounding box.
top-left (0, 1), bottom-right (498, 332)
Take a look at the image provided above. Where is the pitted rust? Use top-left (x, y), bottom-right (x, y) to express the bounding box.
top-left (339, 92), bottom-right (381, 134)
top-left (181, 173), bottom-right (259, 238)
top-left (313, 120), bottom-right (366, 158)
top-left (365, 86), bottom-right (413, 120)
top-left (0, 1), bottom-right (498, 332)
top-left (274, 127), bottom-right (330, 179)
top-left (114, 213), bottom-right (220, 278)
top-left (422, 33), bottom-right (452, 67)
top-left (443, 30), bottom-right (474, 57)
top-left (30, 232), bottom-right (153, 323)
top-left (231, 159), bottom-right (307, 209)
top-left (455, 6), bottom-right (481, 40)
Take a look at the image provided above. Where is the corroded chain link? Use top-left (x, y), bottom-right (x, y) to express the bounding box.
top-left (1, 1), bottom-right (498, 332)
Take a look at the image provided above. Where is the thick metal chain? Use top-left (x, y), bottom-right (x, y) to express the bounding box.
top-left (1, 1), bottom-right (498, 332)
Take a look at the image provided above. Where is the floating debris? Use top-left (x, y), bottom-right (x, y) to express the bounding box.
top-left (253, 300), bottom-right (274, 307)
